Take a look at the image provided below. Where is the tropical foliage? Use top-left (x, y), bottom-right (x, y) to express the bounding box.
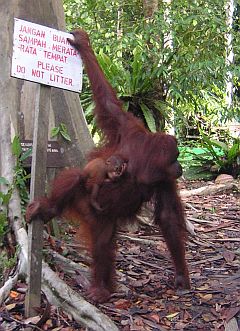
top-left (64, 0), bottom-right (239, 134)
top-left (180, 133), bottom-right (240, 179)
top-left (63, 0), bottom-right (240, 177)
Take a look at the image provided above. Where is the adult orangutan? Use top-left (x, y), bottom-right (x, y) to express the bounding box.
top-left (26, 29), bottom-right (190, 303)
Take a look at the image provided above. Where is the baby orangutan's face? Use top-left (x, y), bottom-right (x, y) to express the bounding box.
top-left (106, 156), bottom-right (127, 180)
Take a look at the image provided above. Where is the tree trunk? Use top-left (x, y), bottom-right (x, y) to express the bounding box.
top-left (224, 0), bottom-right (239, 137)
top-left (225, 0), bottom-right (234, 109)
top-left (143, 0), bottom-right (158, 18)
top-left (162, 0), bottom-right (175, 135)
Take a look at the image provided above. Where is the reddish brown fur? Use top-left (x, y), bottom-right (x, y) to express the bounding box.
top-left (83, 155), bottom-right (127, 211)
top-left (26, 30), bottom-right (190, 303)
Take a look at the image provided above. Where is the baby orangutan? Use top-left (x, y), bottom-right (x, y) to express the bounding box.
top-left (84, 154), bottom-right (128, 211)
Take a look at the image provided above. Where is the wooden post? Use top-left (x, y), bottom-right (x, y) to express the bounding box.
top-left (25, 84), bottom-right (51, 317)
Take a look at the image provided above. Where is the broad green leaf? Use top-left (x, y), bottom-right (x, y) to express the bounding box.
top-left (227, 143), bottom-right (240, 161)
top-left (1, 191), bottom-right (12, 205)
top-left (60, 123), bottom-right (68, 132)
top-left (20, 148), bottom-right (32, 162)
top-left (60, 131), bottom-right (71, 142)
top-left (208, 139), bottom-right (228, 152)
top-left (131, 47), bottom-right (142, 94)
top-left (12, 136), bottom-right (21, 158)
top-left (140, 103), bottom-right (156, 133)
top-left (51, 127), bottom-right (60, 138)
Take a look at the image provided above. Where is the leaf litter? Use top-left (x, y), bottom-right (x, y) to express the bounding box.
top-left (0, 181), bottom-right (239, 330)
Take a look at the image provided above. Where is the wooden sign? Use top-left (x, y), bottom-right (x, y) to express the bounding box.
top-left (11, 18), bottom-right (82, 92)
top-left (21, 140), bottom-right (66, 168)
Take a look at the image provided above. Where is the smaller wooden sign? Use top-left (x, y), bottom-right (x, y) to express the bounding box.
top-left (21, 140), bottom-right (66, 168)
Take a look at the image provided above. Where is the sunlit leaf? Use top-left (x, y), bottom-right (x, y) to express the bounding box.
top-left (140, 103), bottom-right (156, 133)
top-left (12, 136), bottom-right (21, 158)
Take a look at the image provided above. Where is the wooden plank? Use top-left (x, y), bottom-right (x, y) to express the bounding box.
top-left (25, 84), bottom-right (51, 317)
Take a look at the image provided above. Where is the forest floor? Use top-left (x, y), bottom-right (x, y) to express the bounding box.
top-left (0, 180), bottom-right (240, 331)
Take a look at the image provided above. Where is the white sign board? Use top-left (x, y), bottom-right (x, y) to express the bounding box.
top-left (11, 18), bottom-right (82, 92)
